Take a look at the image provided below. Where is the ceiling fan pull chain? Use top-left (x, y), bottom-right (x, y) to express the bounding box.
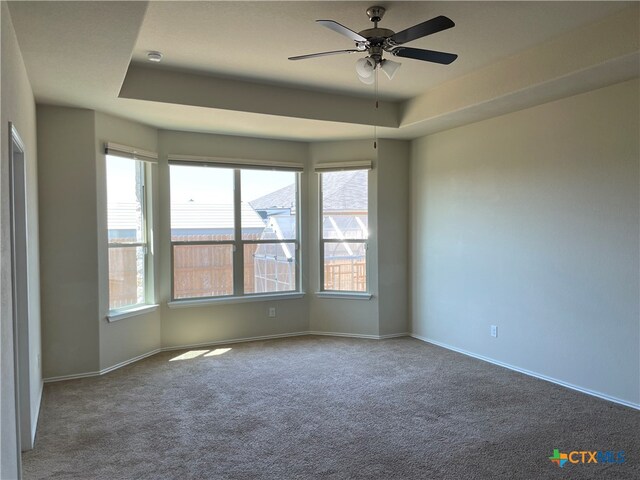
top-left (374, 67), bottom-right (379, 149)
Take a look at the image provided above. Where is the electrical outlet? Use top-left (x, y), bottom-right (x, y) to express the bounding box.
top-left (490, 325), bottom-right (498, 338)
top-left (268, 307), bottom-right (276, 318)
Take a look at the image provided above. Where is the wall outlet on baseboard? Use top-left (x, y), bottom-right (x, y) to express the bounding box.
top-left (490, 325), bottom-right (498, 338)
top-left (268, 307), bottom-right (276, 318)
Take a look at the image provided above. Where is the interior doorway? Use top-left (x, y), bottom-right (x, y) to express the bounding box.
top-left (9, 122), bottom-right (33, 454)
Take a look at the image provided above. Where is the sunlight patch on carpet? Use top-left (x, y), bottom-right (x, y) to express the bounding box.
top-left (169, 350), bottom-right (209, 361)
top-left (170, 348), bottom-right (232, 361)
top-left (205, 348), bottom-right (232, 357)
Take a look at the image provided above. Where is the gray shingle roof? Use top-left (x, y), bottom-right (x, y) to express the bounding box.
top-left (250, 170), bottom-right (367, 212)
top-left (321, 170), bottom-right (367, 211)
top-left (249, 184), bottom-right (296, 211)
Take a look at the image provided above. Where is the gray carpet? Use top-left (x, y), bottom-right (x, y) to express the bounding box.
top-left (23, 336), bottom-right (639, 479)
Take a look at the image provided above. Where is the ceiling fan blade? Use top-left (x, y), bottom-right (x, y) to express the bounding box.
top-left (316, 20), bottom-right (368, 43)
top-left (288, 49), bottom-right (361, 61)
top-left (391, 47), bottom-right (458, 65)
top-left (389, 15), bottom-right (455, 46)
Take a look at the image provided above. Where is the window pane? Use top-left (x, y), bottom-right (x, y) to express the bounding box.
top-left (244, 243), bottom-right (296, 294)
top-left (324, 242), bottom-right (366, 292)
top-left (109, 246), bottom-right (145, 309)
top-left (107, 156), bottom-right (144, 243)
top-left (242, 170), bottom-right (296, 240)
top-left (173, 244), bottom-right (233, 299)
top-left (321, 170), bottom-right (368, 240)
top-left (322, 214), bottom-right (368, 240)
top-left (170, 165), bottom-right (234, 241)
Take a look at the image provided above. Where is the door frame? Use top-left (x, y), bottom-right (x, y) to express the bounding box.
top-left (8, 122), bottom-right (33, 460)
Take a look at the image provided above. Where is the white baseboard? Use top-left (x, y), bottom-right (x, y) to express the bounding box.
top-left (410, 334), bottom-right (640, 411)
top-left (308, 331), bottom-right (382, 340)
top-left (99, 348), bottom-right (162, 375)
top-left (42, 331), bottom-right (410, 383)
top-left (43, 348), bottom-right (161, 383)
top-left (379, 332), bottom-right (410, 339)
top-left (160, 331), bottom-right (310, 352)
top-left (43, 370), bottom-right (102, 383)
top-left (308, 331), bottom-right (409, 340)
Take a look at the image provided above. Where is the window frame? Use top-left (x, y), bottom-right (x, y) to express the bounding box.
top-left (106, 155), bottom-right (154, 314)
top-left (169, 164), bottom-right (302, 301)
top-left (318, 169), bottom-right (369, 294)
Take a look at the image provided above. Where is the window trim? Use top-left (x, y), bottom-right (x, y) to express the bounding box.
top-left (105, 142), bottom-right (158, 163)
top-left (169, 163), bottom-right (302, 301)
top-left (106, 155), bottom-right (155, 314)
top-left (315, 292), bottom-right (372, 300)
top-left (318, 169), bottom-right (369, 294)
top-left (167, 292), bottom-right (305, 309)
top-left (167, 154), bottom-right (303, 171)
top-left (107, 304), bottom-right (159, 322)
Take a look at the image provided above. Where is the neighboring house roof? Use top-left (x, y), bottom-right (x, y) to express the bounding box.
top-left (253, 215), bottom-right (297, 260)
top-left (321, 170), bottom-right (367, 211)
top-left (170, 202), bottom-right (264, 230)
top-left (249, 184), bottom-right (296, 211)
top-left (260, 215), bottom-right (297, 241)
top-left (108, 204), bottom-right (142, 231)
top-left (249, 169), bottom-right (367, 212)
top-left (108, 202), bottom-right (265, 230)
top-left (110, 169), bottom-right (367, 231)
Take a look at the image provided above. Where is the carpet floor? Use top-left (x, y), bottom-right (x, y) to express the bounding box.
top-left (23, 336), bottom-right (639, 479)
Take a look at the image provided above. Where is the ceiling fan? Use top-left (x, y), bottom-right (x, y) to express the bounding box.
top-left (289, 6), bottom-right (458, 83)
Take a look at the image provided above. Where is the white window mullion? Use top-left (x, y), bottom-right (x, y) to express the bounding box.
top-left (233, 169), bottom-right (244, 296)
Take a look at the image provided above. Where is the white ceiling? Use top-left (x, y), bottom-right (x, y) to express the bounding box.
top-left (7, 1), bottom-right (639, 142)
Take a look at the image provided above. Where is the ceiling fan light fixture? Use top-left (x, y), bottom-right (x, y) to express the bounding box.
top-left (357, 72), bottom-right (375, 84)
top-left (355, 56), bottom-right (376, 78)
top-left (380, 59), bottom-right (401, 80)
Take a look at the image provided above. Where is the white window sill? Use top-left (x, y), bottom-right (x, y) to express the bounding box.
top-left (107, 304), bottom-right (159, 322)
top-left (315, 292), bottom-right (373, 300)
top-left (168, 292), bottom-right (305, 309)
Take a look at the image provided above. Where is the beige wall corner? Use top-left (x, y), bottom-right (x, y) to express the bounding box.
top-left (37, 106), bottom-right (100, 378)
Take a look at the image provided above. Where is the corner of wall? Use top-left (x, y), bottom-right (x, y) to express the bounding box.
top-left (376, 139), bottom-right (410, 336)
top-left (37, 106), bottom-right (100, 378)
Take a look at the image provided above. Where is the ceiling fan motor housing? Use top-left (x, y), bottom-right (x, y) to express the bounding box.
top-left (358, 28), bottom-right (395, 42)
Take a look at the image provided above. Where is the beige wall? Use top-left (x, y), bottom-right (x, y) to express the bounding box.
top-left (1, 2), bottom-right (40, 474)
top-left (38, 108), bottom-right (165, 377)
top-left (377, 140), bottom-right (409, 336)
top-left (410, 79), bottom-right (640, 406)
top-left (37, 106), bottom-right (99, 378)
